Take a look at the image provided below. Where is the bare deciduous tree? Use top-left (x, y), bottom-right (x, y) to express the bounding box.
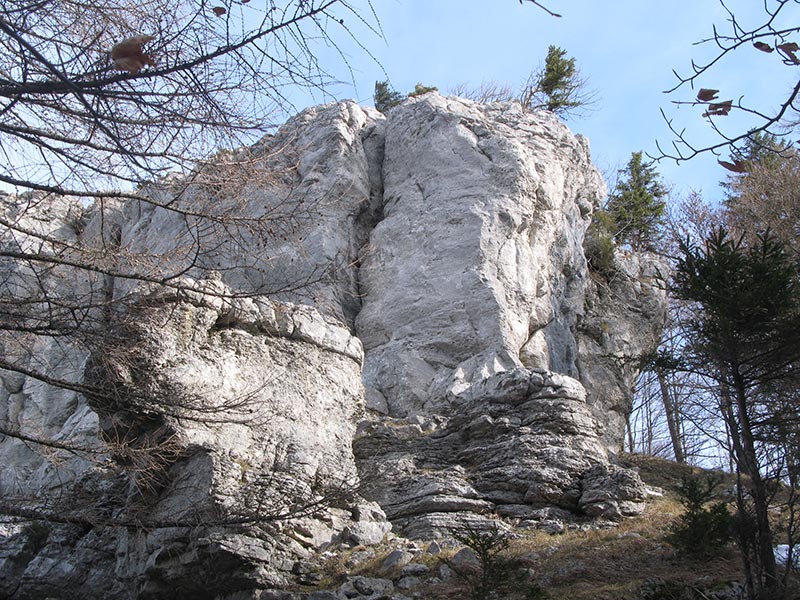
top-left (0, 0), bottom-right (378, 197)
top-left (658, 0), bottom-right (800, 164)
top-left (0, 0), bottom-right (379, 531)
top-left (448, 81), bottom-right (516, 105)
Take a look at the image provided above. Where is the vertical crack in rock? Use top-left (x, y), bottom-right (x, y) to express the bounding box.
top-left (352, 112), bottom-right (387, 317)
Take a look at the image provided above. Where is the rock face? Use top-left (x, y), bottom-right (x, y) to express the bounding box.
top-left (1, 274), bottom-right (389, 599)
top-left (0, 93), bottom-right (666, 598)
top-left (354, 369), bottom-right (648, 539)
top-left (578, 251), bottom-right (668, 445)
top-left (357, 96), bottom-right (601, 420)
top-left (0, 197), bottom-right (95, 503)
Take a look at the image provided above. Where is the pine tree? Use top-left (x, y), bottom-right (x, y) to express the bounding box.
top-left (520, 45), bottom-right (590, 116)
top-left (673, 228), bottom-right (800, 597)
top-left (606, 151), bottom-right (667, 250)
top-left (373, 80), bottom-right (404, 113)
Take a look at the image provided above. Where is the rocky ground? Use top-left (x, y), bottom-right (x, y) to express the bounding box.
top-left (218, 454), bottom-right (784, 600)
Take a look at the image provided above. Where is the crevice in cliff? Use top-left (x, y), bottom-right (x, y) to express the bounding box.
top-left (351, 116), bottom-right (387, 319)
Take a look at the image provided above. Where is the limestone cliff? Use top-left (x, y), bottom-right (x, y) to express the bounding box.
top-left (0, 93), bottom-right (666, 599)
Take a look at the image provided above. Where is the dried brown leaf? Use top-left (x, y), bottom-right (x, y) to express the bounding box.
top-left (697, 88), bottom-right (720, 102)
top-left (703, 100), bottom-right (733, 117)
top-left (778, 42), bottom-right (800, 64)
top-left (111, 35), bottom-right (156, 74)
top-left (718, 159), bottom-right (747, 173)
top-left (213, 6), bottom-right (226, 16)
top-left (753, 41), bottom-right (774, 53)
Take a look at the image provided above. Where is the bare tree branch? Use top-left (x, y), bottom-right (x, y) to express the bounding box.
top-left (520, 0), bottom-right (562, 18)
top-left (657, 0), bottom-right (800, 163)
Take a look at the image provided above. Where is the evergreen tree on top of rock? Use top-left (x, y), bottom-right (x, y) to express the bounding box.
top-left (520, 45), bottom-right (592, 117)
top-left (606, 151), bottom-right (668, 251)
top-left (374, 80), bottom-right (404, 113)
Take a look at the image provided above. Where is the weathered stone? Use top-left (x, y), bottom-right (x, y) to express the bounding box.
top-left (578, 464), bottom-right (648, 519)
top-left (339, 502), bottom-right (392, 546)
top-left (357, 95), bottom-right (603, 421)
top-left (0, 279), bottom-right (375, 598)
top-left (425, 541), bottom-right (441, 555)
top-left (380, 549), bottom-right (413, 573)
top-left (338, 575), bottom-right (394, 597)
top-left (395, 576), bottom-right (422, 590)
top-left (401, 563), bottom-right (430, 576)
top-left (354, 369), bottom-right (644, 537)
top-left (0, 197), bottom-right (99, 501)
top-left (448, 547), bottom-right (480, 571)
top-left (437, 563), bottom-right (455, 580)
top-left (577, 251), bottom-right (669, 447)
top-left (0, 93), bottom-right (666, 598)
top-left (119, 101), bottom-right (384, 329)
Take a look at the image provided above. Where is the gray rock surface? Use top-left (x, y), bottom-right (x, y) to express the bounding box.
top-left (577, 250), bottom-right (669, 447)
top-left (354, 369), bottom-right (646, 538)
top-left (0, 93), bottom-right (666, 598)
top-left (0, 196), bottom-right (99, 500)
top-left (0, 274), bottom-right (386, 598)
top-left (356, 94), bottom-right (602, 420)
top-left (119, 101), bottom-right (384, 328)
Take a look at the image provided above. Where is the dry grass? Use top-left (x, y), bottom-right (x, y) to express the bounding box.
top-left (507, 495), bottom-right (744, 600)
top-left (312, 454), bottom-right (798, 599)
top-left (416, 455), bottom-right (750, 599)
top-left (490, 455), bottom-right (744, 599)
top-left (397, 492), bottom-right (746, 600)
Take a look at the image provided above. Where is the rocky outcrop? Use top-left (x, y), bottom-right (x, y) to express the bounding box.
top-left (577, 251), bottom-right (669, 446)
top-left (118, 101), bottom-right (383, 327)
top-left (1, 274), bottom-right (389, 599)
top-left (354, 369), bottom-right (648, 539)
top-left (0, 93), bottom-right (666, 598)
top-left (356, 95), bottom-right (600, 419)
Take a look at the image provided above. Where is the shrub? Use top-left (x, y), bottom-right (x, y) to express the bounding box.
top-left (447, 522), bottom-right (514, 599)
top-left (667, 475), bottom-right (733, 558)
top-left (585, 209), bottom-right (617, 276)
top-left (407, 83), bottom-right (438, 98)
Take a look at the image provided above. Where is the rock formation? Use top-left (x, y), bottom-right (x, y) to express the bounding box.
top-left (0, 93), bottom-right (667, 598)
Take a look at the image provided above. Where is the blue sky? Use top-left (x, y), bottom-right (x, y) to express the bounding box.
top-left (304, 0), bottom-right (800, 205)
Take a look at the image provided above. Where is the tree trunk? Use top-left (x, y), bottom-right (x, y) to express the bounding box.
top-left (730, 369), bottom-right (779, 595)
top-left (625, 412), bottom-right (635, 454)
top-left (719, 378), bottom-right (765, 600)
top-left (657, 368), bottom-right (685, 463)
